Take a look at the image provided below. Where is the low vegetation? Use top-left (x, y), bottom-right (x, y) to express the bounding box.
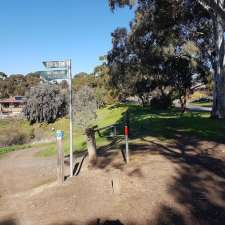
top-left (191, 101), bottom-right (213, 108)
top-left (1, 104), bottom-right (225, 157)
top-left (0, 119), bottom-right (34, 148)
top-left (24, 84), bottom-right (68, 124)
top-left (0, 104), bottom-right (127, 156)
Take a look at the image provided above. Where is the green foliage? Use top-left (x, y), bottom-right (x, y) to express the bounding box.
top-left (0, 72), bottom-right (41, 98)
top-left (73, 66), bottom-right (116, 107)
top-left (126, 105), bottom-right (225, 143)
top-left (1, 103), bottom-right (225, 157)
top-left (107, 0), bottom-right (211, 108)
top-left (24, 84), bottom-right (67, 124)
top-left (73, 86), bottom-right (97, 130)
top-left (150, 95), bottom-right (172, 110)
top-left (1, 131), bottom-right (27, 146)
top-left (0, 119), bottom-right (35, 148)
top-left (37, 104), bottom-right (128, 157)
top-left (108, 0), bottom-right (135, 10)
top-left (72, 72), bottom-right (95, 92)
top-left (0, 144), bottom-right (33, 157)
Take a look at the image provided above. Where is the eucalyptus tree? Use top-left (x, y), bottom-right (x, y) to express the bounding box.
top-left (24, 84), bottom-right (67, 124)
top-left (73, 86), bottom-right (98, 165)
top-left (108, 0), bottom-right (225, 118)
top-left (195, 0), bottom-right (225, 118)
top-left (0, 73), bottom-right (41, 98)
top-left (108, 27), bottom-right (159, 106)
top-left (107, 0), bottom-right (206, 109)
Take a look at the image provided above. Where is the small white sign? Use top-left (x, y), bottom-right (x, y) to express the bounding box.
top-left (56, 130), bottom-right (64, 140)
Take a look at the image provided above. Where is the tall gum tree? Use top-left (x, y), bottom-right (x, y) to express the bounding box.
top-left (108, 0), bottom-right (225, 118)
top-left (195, 0), bottom-right (225, 118)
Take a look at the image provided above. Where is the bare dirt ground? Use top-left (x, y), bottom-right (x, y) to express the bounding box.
top-left (0, 137), bottom-right (225, 225)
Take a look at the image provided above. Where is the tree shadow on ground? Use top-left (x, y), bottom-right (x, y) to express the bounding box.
top-left (130, 137), bottom-right (225, 225)
top-left (61, 105), bottom-right (225, 224)
top-left (49, 219), bottom-right (125, 225)
top-left (94, 105), bottom-right (225, 224)
top-left (115, 104), bottom-right (225, 143)
top-left (95, 136), bottom-right (126, 169)
top-left (0, 218), bottom-right (17, 225)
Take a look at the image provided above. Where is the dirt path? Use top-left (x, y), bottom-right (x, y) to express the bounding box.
top-left (0, 147), bottom-right (58, 225)
top-left (0, 138), bottom-right (225, 225)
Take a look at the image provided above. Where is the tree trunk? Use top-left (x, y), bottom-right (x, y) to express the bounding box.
top-left (180, 96), bottom-right (186, 114)
top-left (212, 10), bottom-right (225, 118)
top-left (139, 96), bottom-right (145, 107)
top-left (85, 128), bottom-right (97, 166)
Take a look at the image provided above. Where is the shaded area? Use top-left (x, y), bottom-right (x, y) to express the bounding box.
top-left (0, 218), bottom-right (17, 225)
top-left (108, 104), bottom-right (225, 143)
top-left (49, 219), bottom-right (125, 225)
top-left (150, 206), bottom-right (186, 225)
top-left (131, 138), bottom-right (225, 225)
top-left (95, 136), bottom-right (126, 170)
top-left (93, 104), bottom-right (225, 225)
top-left (93, 138), bottom-right (224, 224)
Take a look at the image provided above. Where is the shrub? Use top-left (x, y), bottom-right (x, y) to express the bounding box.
top-left (24, 84), bottom-right (67, 124)
top-left (150, 95), bottom-right (172, 110)
top-left (0, 129), bottom-right (29, 147)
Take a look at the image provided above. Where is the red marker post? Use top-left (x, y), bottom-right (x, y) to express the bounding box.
top-left (124, 125), bottom-right (129, 163)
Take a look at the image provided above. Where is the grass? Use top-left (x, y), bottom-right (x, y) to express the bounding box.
top-left (0, 142), bottom-right (53, 157)
top-left (0, 144), bottom-right (32, 157)
top-left (191, 101), bottom-right (213, 108)
top-left (1, 104), bottom-right (225, 157)
top-left (127, 105), bottom-right (225, 143)
top-left (35, 104), bottom-right (128, 157)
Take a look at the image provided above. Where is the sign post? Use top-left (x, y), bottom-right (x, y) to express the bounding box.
top-left (42, 60), bottom-right (74, 178)
top-left (56, 130), bottom-right (64, 184)
top-left (125, 125), bottom-right (129, 163)
top-left (67, 59), bottom-right (73, 177)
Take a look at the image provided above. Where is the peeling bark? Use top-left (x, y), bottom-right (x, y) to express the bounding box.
top-left (85, 128), bottom-right (97, 166)
top-left (212, 7), bottom-right (225, 118)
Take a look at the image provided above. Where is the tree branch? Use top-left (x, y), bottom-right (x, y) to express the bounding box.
top-left (197, 0), bottom-right (225, 19)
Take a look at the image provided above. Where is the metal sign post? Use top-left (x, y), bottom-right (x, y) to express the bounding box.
top-left (67, 59), bottom-right (73, 177)
top-left (42, 60), bottom-right (74, 177)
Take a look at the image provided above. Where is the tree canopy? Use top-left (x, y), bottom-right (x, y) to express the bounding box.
top-left (73, 85), bottom-right (97, 130)
top-left (23, 84), bottom-right (67, 124)
top-left (107, 0), bottom-right (224, 114)
top-left (107, 0), bottom-right (209, 109)
top-left (0, 72), bottom-right (41, 99)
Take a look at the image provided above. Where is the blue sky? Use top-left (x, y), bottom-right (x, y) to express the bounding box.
top-left (0, 0), bottom-right (133, 75)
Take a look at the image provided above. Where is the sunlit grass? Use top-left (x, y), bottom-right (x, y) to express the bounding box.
top-left (1, 104), bottom-right (225, 158)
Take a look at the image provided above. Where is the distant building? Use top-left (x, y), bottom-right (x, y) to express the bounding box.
top-left (0, 96), bottom-right (26, 117)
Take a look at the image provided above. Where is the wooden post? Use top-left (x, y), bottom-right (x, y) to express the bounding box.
top-left (113, 125), bottom-right (117, 136)
top-left (56, 130), bottom-right (64, 184)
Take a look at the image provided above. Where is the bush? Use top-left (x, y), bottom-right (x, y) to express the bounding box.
top-left (0, 129), bottom-right (29, 147)
top-left (73, 86), bottom-right (97, 130)
top-left (150, 95), bottom-right (172, 110)
top-left (24, 84), bottom-right (68, 124)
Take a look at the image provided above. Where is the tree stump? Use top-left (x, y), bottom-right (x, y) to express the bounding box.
top-left (85, 128), bottom-right (97, 166)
